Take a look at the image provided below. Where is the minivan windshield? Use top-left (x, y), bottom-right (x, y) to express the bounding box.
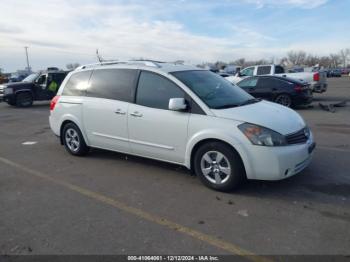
top-left (22, 73), bottom-right (39, 83)
top-left (171, 70), bottom-right (255, 109)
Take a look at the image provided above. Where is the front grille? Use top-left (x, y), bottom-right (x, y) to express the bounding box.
top-left (286, 128), bottom-right (308, 145)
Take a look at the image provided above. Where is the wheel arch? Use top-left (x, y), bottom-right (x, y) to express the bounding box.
top-left (59, 117), bottom-right (88, 146)
top-left (186, 136), bottom-right (249, 178)
top-left (15, 89), bottom-right (34, 98)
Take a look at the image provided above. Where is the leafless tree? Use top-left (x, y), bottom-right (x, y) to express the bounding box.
top-left (329, 54), bottom-right (341, 68)
top-left (304, 55), bottom-right (319, 67)
top-left (339, 49), bottom-right (350, 68)
top-left (66, 63), bottom-right (80, 70)
top-left (287, 50), bottom-right (306, 65)
top-left (233, 58), bottom-right (246, 67)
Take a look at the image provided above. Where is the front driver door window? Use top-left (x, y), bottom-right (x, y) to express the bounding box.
top-left (240, 67), bottom-right (254, 77)
top-left (128, 71), bottom-right (190, 163)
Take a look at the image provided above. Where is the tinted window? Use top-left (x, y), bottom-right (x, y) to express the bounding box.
top-left (257, 66), bottom-right (271, 75)
top-left (237, 77), bottom-right (258, 88)
top-left (241, 67), bottom-right (254, 76)
top-left (136, 71), bottom-right (185, 110)
top-left (275, 66), bottom-right (285, 74)
top-left (87, 69), bottom-right (137, 102)
top-left (172, 70), bottom-right (253, 109)
top-left (49, 73), bottom-right (67, 87)
top-left (62, 71), bottom-right (92, 96)
top-left (258, 78), bottom-right (289, 89)
top-left (36, 74), bottom-right (47, 85)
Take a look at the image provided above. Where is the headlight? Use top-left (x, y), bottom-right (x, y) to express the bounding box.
top-left (4, 88), bottom-right (13, 95)
top-left (238, 123), bottom-right (287, 146)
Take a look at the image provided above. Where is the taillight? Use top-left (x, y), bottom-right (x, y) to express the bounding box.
top-left (313, 72), bottom-right (320, 81)
top-left (50, 95), bottom-right (60, 111)
top-left (294, 85), bottom-right (303, 92)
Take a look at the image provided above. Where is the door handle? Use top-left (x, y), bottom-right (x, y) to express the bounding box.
top-left (115, 109), bottom-right (126, 115)
top-left (130, 111), bottom-right (143, 117)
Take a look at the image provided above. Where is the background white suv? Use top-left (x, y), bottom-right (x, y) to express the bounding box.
top-left (50, 60), bottom-right (315, 191)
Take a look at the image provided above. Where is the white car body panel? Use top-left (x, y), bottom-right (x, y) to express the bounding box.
top-left (211, 100), bottom-right (305, 135)
top-left (128, 103), bottom-right (190, 163)
top-left (49, 62), bottom-right (315, 182)
top-left (82, 97), bottom-right (130, 153)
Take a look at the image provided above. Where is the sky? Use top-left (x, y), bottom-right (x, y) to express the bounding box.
top-left (0, 0), bottom-right (349, 72)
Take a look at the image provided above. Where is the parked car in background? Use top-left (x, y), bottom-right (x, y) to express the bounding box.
top-left (0, 69), bottom-right (69, 107)
top-left (226, 64), bottom-right (327, 93)
top-left (341, 68), bottom-right (350, 75)
top-left (218, 72), bottom-right (233, 78)
top-left (49, 60), bottom-right (315, 191)
top-left (223, 65), bottom-right (241, 75)
top-left (326, 68), bottom-right (343, 77)
top-left (330, 69), bottom-right (342, 77)
top-left (236, 75), bottom-right (312, 108)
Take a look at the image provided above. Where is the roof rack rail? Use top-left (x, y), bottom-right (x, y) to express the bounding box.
top-left (75, 60), bottom-right (162, 70)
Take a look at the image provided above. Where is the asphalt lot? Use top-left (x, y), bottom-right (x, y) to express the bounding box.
top-left (0, 77), bottom-right (349, 257)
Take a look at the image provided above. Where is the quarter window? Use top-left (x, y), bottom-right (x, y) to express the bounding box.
top-left (136, 71), bottom-right (185, 110)
top-left (87, 69), bottom-right (138, 102)
top-left (62, 71), bottom-right (92, 96)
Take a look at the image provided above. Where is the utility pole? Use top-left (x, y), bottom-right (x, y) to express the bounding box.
top-left (24, 46), bottom-right (31, 72)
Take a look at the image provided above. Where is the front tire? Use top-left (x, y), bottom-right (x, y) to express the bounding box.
top-left (62, 123), bottom-right (89, 156)
top-left (16, 92), bottom-right (33, 107)
top-left (193, 142), bottom-right (245, 192)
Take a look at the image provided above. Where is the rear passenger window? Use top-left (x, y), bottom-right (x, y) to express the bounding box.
top-left (136, 71), bottom-right (185, 110)
top-left (257, 66), bottom-right (271, 75)
top-left (62, 71), bottom-right (92, 96)
top-left (258, 78), bottom-right (283, 89)
top-left (87, 69), bottom-right (138, 102)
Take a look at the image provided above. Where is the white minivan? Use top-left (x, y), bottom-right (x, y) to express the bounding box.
top-left (49, 61), bottom-right (316, 191)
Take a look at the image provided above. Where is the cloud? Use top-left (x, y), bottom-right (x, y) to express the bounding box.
top-left (0, 0), bottom-right (345, 72)
top-left (243, 0), bottom-right (328, 9)
top-left (0, 0), bottom-right (278, 70)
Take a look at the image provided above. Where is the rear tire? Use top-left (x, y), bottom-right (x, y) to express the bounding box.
top-left (193, 141), bottom-right (245, 192)
top-left (274, 94), bottom-right (292, 107)
top-left (62, 123), bottom-right (89, 156)
top-left (16, 92), bottom-right (33, 107)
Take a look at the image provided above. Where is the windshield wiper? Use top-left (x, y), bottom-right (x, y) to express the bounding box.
top-left (238, 98), bottom-right (261, 106)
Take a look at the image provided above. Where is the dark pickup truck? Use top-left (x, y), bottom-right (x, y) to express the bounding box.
top-left (0, 70), bottom-right (68, 107)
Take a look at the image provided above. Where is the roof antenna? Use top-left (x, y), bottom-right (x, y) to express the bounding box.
top-left (96, 49), bottom-right (104, 63)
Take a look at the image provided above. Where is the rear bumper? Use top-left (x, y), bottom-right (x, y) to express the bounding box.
top-left (293, 93), bottom-right (313, 106)
top-left (312, 83), bottom-right (327, 93)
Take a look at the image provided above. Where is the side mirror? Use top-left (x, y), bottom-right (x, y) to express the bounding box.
top-left (168, 98), bottom-right (187, 111)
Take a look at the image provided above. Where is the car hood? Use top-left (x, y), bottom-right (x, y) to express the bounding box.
top-left (3, 82), bottom-right (33, 89)
top-left (211, 100), bottom-right (306, 135)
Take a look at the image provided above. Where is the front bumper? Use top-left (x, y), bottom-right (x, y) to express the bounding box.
top-left (242, 134), bottom-right (315, 181)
